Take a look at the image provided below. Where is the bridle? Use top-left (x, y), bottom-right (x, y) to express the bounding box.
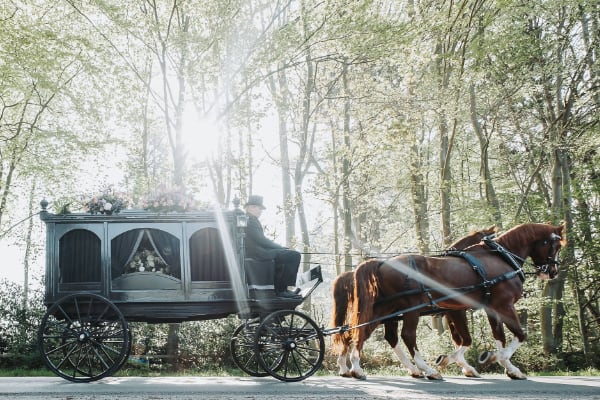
top-left (533, 233), bottom-right (562, 276)
top-left (482, 232), bottom-right (563, 280)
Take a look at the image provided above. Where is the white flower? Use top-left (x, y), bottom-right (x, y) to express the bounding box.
top-left (104, 202), bottom-right (113, 211)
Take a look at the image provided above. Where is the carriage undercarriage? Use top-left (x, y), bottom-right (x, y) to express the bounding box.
top-left (38, 266), bottom-right (325, 383)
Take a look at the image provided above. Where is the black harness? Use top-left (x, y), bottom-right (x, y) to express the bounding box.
top-left (329, 232), bottom-right (561, 335)
top-left (482, 235), bottom-right (526, 282)
top-left (443, 250), bottom-right (522, 307)
top-left (374, 242), bottom-right (525, 312)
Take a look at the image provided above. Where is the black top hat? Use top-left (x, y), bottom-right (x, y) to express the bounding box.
top-left (245, 195), bottom-right (266, 209)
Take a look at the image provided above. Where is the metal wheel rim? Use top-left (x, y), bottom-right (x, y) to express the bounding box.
top-left (254, 310), bottom-right (324, 382)
top-left (37, 293), bottom-right (130, 382)
top-left (230, 321), bottom-right (269, 377)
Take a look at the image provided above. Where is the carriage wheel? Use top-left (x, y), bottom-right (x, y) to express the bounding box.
top-left (230, 320), bottom-right (269, 377)
top-left (254, 310), bottom-right (325, 382)
top-left (37, 293), bottom-right (130, 382)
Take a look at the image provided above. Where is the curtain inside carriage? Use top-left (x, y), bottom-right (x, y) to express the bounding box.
top-left (189, 227), bottom-right (230, 282)
top-left (111, 229), bottom-right (181, 279)
top-left (59, 229), bottom-right (101, 283)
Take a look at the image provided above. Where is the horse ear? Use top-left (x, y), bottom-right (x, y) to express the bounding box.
top-left (556, 223), bottom-right (567, 244)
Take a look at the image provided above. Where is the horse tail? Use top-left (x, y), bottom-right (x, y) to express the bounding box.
top-left (350, 259), bottom-right (381, 333)
top-left (330, 271), bottom-right (354, 355)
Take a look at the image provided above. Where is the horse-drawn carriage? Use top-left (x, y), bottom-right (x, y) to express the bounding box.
top-left (37, 192), bottom-right (566, 383)
top-left (36, 198), bottom-right (325, 383)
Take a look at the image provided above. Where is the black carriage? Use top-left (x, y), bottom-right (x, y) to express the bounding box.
top-left (36, 198), bottom-right (324, 383)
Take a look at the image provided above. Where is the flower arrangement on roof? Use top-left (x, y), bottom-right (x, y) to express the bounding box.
top-left (83, 187), bottom-right (129, 215)
top-left (141, 185), bottom-right (198, 213)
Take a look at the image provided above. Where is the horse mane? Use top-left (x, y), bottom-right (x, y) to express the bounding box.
top-left (350, 259), bottom-right (382, 333)
top-left (449, 225), bottom-right (498, 249)
top-left (495, 223), bottom-right (566, 249)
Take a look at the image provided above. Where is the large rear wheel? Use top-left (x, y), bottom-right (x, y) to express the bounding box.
top-left (254, 310), bottom-right (324, 382)
top-left (38, 293), bottom-right (130, 382)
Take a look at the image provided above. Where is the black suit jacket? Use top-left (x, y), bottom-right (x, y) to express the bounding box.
top-left (244, 214), bottom-right (285, 260)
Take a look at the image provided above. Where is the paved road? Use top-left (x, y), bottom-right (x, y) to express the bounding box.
top-left (0, 375), bottom-right (598, 399)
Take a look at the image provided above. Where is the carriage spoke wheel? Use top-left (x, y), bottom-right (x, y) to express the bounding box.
top-left (254, 310), bottom-right (324, 382)
top-left (230, 320), bottom-right (269, 377)
top-left (37, 293), bottom-right (130, 382)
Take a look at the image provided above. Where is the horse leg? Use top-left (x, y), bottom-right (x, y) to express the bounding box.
top-left (401, 312), bottom-right (442, 380)
top-left (384, 320), bottom-right (423, 378)
top-left (435, 310), bottom-right (480, 378)
top-left (336, 332), bottom-right (353, 378)
top-left (484, 306), bottom-right (527, 380)
top-left (349, 324), bottom-right (377, 380)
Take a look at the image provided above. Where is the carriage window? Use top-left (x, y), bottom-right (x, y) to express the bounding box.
top-left (59, 229), bottom-right (101, 283)
top-left (111, 228), bottom-right (181, 281)
top-left (189, 228), bottom-right (230, 282)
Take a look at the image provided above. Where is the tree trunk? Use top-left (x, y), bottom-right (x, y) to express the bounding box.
top-left (276, 68), bottom-right (295, 245)
top-left (22, 177), bottom-right (38, 309)
top-left (410, 134), bottom-right (429, 254)
top-left (342, 61), bottom-right (353, 272)
top-left (469, 84), bottom-right (502, 227)
top-left (571, 177), bottom-right (595, 358)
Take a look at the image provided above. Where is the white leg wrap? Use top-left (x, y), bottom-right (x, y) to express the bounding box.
top-left (349, 347), bottom-right (365, 378)
top-left (413, 350), bottom-right (440, 378)
top-left (495, 339), bottom-right (525, 379)
top-left (451, 345), bottom-right (479, 377)
top-left (392, 344), bottom-right (421, 376)
top-left (336, 353), bottom-right (350, 376)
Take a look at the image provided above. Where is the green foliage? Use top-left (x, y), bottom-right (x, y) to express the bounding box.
top-left (125, 317), bottom-right (240, 372)
top-left (0, 279), bottom-right (45, 369)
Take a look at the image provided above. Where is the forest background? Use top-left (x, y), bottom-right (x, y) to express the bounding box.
top-left (0, 0), bottom-right (599, 375)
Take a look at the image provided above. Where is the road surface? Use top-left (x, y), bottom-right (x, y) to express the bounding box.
top-left (0, 375), bottom-right (598, 399)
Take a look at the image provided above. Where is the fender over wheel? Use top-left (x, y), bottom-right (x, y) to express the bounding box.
top-left (254, 310), bottom-right (325, 382)
top-left (37, 293), bottom-right (131, 382)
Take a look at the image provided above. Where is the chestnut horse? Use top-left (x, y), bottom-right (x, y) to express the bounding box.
top-left (348, 223), bottom-right (565, 380)
top-left (331, 225), bottom-right (497, 378)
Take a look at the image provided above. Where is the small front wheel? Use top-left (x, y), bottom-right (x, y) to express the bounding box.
top-left (254, 310), bottom-right (324, 382)
top-left (230, 320), bottom-right (269, 377)
top-left (38, 293), bottom-right (130, 382)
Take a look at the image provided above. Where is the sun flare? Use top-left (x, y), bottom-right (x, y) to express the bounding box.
top-left (181, 113), bottom-right (223, 162)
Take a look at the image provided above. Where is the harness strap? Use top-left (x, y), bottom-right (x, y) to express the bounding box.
top-left (483, 236), bottom-right (526, 282)
top-left (409, 256), bottom-right (439, 311)
top-left (445, 250), bottom-right (492, 306)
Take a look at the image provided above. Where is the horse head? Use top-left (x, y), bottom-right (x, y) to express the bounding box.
top-left (528, 224), bottom-right (566, 280)
top-left (495, 223), bottom-right (566, 280)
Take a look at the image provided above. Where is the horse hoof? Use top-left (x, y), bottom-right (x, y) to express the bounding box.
top-left (426, 373), bottom-right (443, 380)
top-left (464, 370), bottom-right (481, 378)
top-left (507, 370), bottom-right (527, 380)
top-left (351, 371), bottom-right (367, 380)
top-left (478, 350), bottom-right (496, 365)
top-left (339, 372), bottom-right (353, 378)
top-left (410, 373), bottom-right (425, 379)
top-left (435, 354), bottom-right (449, 368)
